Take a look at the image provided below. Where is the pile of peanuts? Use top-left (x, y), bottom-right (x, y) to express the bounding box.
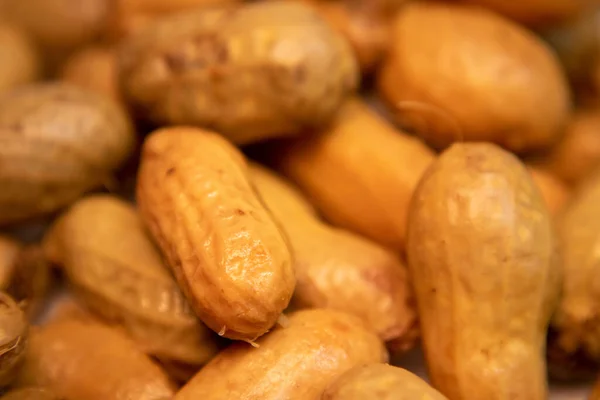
top-left (1, 0), bottom-right (600, 399)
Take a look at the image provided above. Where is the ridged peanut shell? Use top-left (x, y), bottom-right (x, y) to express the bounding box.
top-left (250, 163), bottom-right (417, 351)
top-left (175, 309), bottom-right (388, 400)
top-left (0, 83), bottom-right (135, 225)
top-left (406, 143), bottom-right (560, 399)
top-left (14, 318), bottom-right (176, 400)
top-left (48, 195), bottom-right (219, 365)
top-left (322, 363), bottom-right (447, 400)
top-left (137, 126), bottom-right (295, 341)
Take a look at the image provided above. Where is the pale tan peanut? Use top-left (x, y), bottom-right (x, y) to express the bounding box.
top-left (15, 318), bottom-right (176, 400)
top-left (137, 126), bottom-right (295, 341)
top-left (536, 110), bottom-right (600, 186)
top-left (59, 46), bottom-right (121, 103)
top-left (528, 166), bottom-right (571, 216)
top-left (0, 24), bottom-right (39, 94)
top-left (552, 169), bottom-right (600, 363)
top-left (0, 388), bottom-right (62, 400)
top-left (296, 0), bottom-right (407, 72)
top-left (46, 195), bottom-right (219, 366)
top-left (407, 143), bottom-right (560, 399)
top-left (447, 0), bottom-right (591, 27)
top-left (250, 163), bottom-right (417, 352)
top-left (377, 2), bottom-right (571, 153)
top-left (0, 83), bottom-right (135, 226)
top-left (119, 1), bottom-right (357, 145)
top-left (175, 309), bottom-right (388, 400)
top-left (107, 0), bottom-right (240, 39)
top-left (0, 292), bottom-right (27, 388)
top-left (322, 363), bottom-right (448, 400)
top-left (274, 98), bottom-right (434, 251)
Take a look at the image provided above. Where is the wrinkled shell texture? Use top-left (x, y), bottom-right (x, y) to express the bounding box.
top-left (407, 143), bottom-right (560, 399)
top-left (15, 319), bottom-right (176, 400)
top-left (553, 170), bottom-right (600, 361)
top-left (322, 363), bottom-right (448, 400)
top-left (0, 388), bottom-right (63, 400)
top-left (119, 1), bottom-right (358, 144)
top-left (0, 292), bottom-right (27, 388)
top-left (53, 195), bottom-right (218, 365)
top-left (0, 24), bottom-right (39, 94)
top-left (175, 309), bottom-right (388, 400)
top-left (0, 83), bottom-right (135, 225)
top-left (137, 127), bottom-right (295, 340)
top-left (276, 99), bottom-right (434, 250)
top-left (249, 163), bottom-right (417, 350)
top-left (378, 2), bottom-right (571, 153)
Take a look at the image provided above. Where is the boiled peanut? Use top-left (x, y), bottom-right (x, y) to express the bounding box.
top-left (0, 388), bottom-right (62, 400)
top-left (273, 98), bottom-right (434, 250)
top-left (137, 126), bottom-right (295, 341)
top-left (528, 166), bottom-right (571, 216)
top-left (407, 143), bottom-right (560, 399)
top-left (15, 318), bottom-right (176, 400)
top-left (119, 1), bottom-right (357, 145)
top-left (0, 83), bottom-right (135, 226)
top-left (322, 363), bottom-right (447, 400)
top-left (0, 23), bottom-right (39, 94)
top-left (250, 163), bottom-right (417, 352)
top-left (378, 2), bottom-right (570, 153)
top-left (46, 195), bottom-right (219, 365)
top-left (175, 309), bottom-right (388, 400)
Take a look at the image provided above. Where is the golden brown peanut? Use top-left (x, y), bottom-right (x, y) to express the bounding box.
top-left (59, 46), bottom-right (120, 103)
top-left (0, 236), bottom-right (22, 289)
top-left (297, 0), bottom-right (407, 71)
top-left (0, 83), bottom-right (135, 226)
top-left (250, 163), bottom-right (417, 351)
top-left (47, 195), bottom-right (219, 365)
top-left (108, 0), bottom-right (240, 39)
top-left (0, 292), bottom-right (27, 388)
top-left (448, 0), bottom-right (590, 26)
top-left (537, 110), bottom-right (600, 186)
top-left (4, 0), bottom-right (109, 53)
top-left (119, 1), bottom-right (358, 145)
top-left (528, 166), bottom-right (571, 216)
top-left (378, 2), bottom-right (571, 153)
top-left (0, 24), bottom-right (39, 94)
top-left (0, 388), bottom-right (62, 400)
top-left (175, 309), bottom-right (388, 400)
top-left (273, 98), bottom-right (435, 251)
top-left (15, 318), bottom-right (176, 400)
top-left (552, 169), bottom-right (600, 363)
top-left (322, 363), bottom-right (447, 400)
top-left (407, 143), bottom-right (560, 399)
top-left (137, 126), bottom-right (295, 341)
